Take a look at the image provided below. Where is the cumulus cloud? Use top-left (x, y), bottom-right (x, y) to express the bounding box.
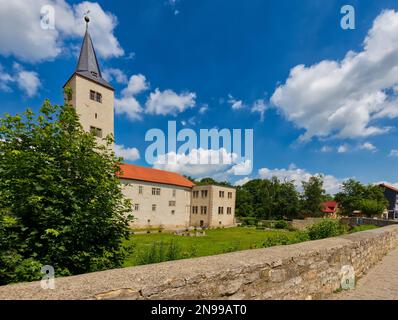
top-left (114, 74), bottom-right (149, 120)
top-left (0, 0), bottom-right (123, 63)
top-left (337, 144), bottom-right (349, 153)
top-left (359, 142), bottom-right (377, 152)
top-left (145, 89), bottom-right (196, 116)
top-left (228, 94), bottom-right (245, 110)
top-left (258, 164), bottom-right (344, 194)
top-left (389, 149), bottom-right (398, 157)
top-left (271, 10), bottom-right (398, 141)
top-left (115, 144), bottom-right (140, 162)
top-left (102, 68), bottom-right (128, 84)
top-left (0, 63), bottom-right (40, 96)
top-left (153, 148), bottom-right (249, 179)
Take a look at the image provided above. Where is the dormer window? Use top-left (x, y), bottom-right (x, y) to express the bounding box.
top-left (91, 71), bottom-right (98, 77)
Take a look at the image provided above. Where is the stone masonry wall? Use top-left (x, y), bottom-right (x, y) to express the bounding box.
top-left (1, 225), bottom-right (398, 300)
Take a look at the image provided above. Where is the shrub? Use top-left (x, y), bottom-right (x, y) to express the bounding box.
top-left (306, 220), bottom-right (347, 240)
top-left (274, 220), bottom-right (289, 229)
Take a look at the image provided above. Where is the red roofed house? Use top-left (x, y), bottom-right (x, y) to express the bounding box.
top-left (64, 21), bottom-right (236, 229)
top-left (118, 164), bottom-right (236, 229)
top-left (321, 201), bottom-right (339, 218)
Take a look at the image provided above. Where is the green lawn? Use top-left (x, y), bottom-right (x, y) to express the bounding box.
top-left (123, 227), bottom-right (306, 267)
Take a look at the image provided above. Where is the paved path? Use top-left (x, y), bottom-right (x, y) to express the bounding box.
top-left (331, 247), bottom-right (398, 300)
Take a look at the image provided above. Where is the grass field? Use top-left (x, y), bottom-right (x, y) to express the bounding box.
top-left (123, 227), bottom-right (306, 267)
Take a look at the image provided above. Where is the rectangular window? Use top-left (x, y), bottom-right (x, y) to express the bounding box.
top-left (90, 126), bottom-right (102, 138)
top-left (172, 189), bottom-right (176, 197)
top-left (90, 90), bottom-right (95, 100)
top-left (201, 190), bottom-right (208, 198)
top-left (171, 210), bottom-right (175, 215)
top-left (96, 92), bottom-right (102, 103)
top-left (152, 204), bottom-right (156, 211)
top-left (227, 207), bottom-right (232, 215)
top-left (193, 191), bottom-right (199, 198)
top-left (219, 191), bottom-right (225, 198)
top-left (134, 204), bottom-right (139, 211)
top-left (139, 186), bottom-right (143, 194)
top-left (192, 206), bottom-right (198, 214)
top-left (200, 206), bottom-right (207, 215)
top-left (228, 192), bottom-right (233, 199)
top-left (152, 187), bottom-right (161, 195)
top-left (218, 207), bottom-right (224, 215)
top-left (169, 201), bottom-right (176, 207)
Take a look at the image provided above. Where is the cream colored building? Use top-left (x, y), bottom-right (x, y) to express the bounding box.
top-left (64, 19), bottom-right (236, 230)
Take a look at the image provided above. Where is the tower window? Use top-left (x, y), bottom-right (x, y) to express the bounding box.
top-left (96, 92), bottom-right (102, 103)
top-left (89, 90), bottom-right (102, 103)
top-left (90, 126), bottom-right (102, 138)
top-left (95, 113), bottom-right (98, 119)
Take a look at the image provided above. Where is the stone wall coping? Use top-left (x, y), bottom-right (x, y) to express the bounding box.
top-left (1, 225), bottom-right (398, 300)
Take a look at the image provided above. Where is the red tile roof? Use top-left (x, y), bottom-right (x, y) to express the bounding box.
top-left (117, 163), bottom-right (195, 188)
top-left (321, 201), bottom-right (338, 213)
top-left (379, 183), bottom-right (398, 193)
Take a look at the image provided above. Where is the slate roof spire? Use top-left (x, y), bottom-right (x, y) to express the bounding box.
top-left (67, 15), bottom-right (113, 90)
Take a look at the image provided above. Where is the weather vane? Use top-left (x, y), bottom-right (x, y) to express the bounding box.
top-left (84, 10), bottom-right (90, 29)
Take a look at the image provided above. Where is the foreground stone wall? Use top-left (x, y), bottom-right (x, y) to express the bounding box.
top-left (1, 225), bottom-right (398, 300)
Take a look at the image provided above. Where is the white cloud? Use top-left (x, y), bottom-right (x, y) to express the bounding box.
top-left (102, 68), bottom-right (128, 84)
top-left (0, 63), bottom-right (40, 96)
top-left (234, 177), bottom-right (252, 186)
top-left (258, 164), bottom-right (343, 194)
top-left (199, 104), bottom-right (209, 114)
top-left (145, 88), bottom-right (196, 116)
top-left (0, 0), bottom-right (123, 63)
top-left (271, 10), bottom-right (398, 141)
top-left (227, 159), bottom-right (253, 176)
top-left (320, 146), bottom-right (333, 153)
top-left (115, 144), bottom-right (140, 162)
top-left (251, 99), bottom-right (266, 121)
top-left (153, 148), bottom-right (250, 179)
top-left (337, 144), bottom-right (349, 153)
top-left (228, 94), bottom-right (245, 110)
top-left (114, 74), bottom-right (149, 120)
top-left (389, 149), bottom-right (398, 157)
top-left (359, 142), bottom-right (377, 152)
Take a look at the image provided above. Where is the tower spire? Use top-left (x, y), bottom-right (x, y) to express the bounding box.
top-left (69, 15), bottom-right (113, 90)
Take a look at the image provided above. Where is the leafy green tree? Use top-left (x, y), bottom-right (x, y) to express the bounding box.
top-left (301, 175), bottom-right (325, 217)
top-left (0, 100), bottom-right (132, 285)
top-left (335, 179), bottom-right (387, 216)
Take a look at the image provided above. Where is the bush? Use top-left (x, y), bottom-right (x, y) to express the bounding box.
top-left (274, 220), bottom-right (289, 229)
top-left (306, 220), bottom-right (347, 240)
top-left (263, 231), bottom-right (309, 248)
top-left (350, 224), bottom-right (378, 233)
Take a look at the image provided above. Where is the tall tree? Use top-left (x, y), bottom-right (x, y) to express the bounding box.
top-left (0, 100), bottom-right (132, 285)
top-left (301, 175), bottom-right (325, 216)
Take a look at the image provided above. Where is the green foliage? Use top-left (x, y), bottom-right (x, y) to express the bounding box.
top-left (262, 231), bottom-right (309, 248)
top-left (136, 240), bottom-right (191, 265)
top-left (274, 220), bottom-right (289, 229)
top-left (301, 175), bottom-right (325, 217)
top-left (350, 224), bottom-right (378, 233)
top-left (236, 177), bottom-right (301, 220)
top-left (335, 179), bottom-right (388, 216)
top-left (306, 220), bottom-right (347, 240)
top-left (0, 100), bottom-right (133, 285)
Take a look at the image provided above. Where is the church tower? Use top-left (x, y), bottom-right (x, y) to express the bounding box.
top-left (63, 16), bottom-right (114, 143)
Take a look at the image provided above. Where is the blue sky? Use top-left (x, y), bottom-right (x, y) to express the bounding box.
top-left (1, 0), bottom-right (398, 193)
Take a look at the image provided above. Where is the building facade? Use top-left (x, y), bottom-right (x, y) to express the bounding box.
top-left (380, 183), bottom-right (398, 220)
top-left (64, 19), bottom-right (236, 229)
